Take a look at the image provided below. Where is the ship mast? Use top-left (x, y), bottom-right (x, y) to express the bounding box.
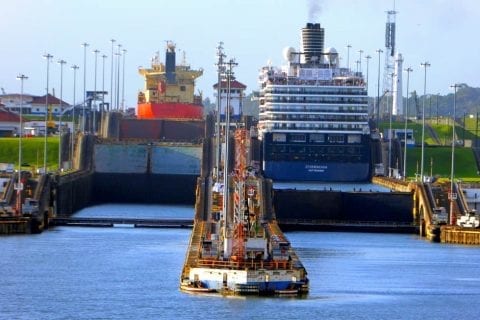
top-left (215, 43), bottom-right (225, 182)
top-left (222, 58), bottom-right (237, 259)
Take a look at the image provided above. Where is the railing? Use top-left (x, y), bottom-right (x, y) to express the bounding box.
top-left (196, 258), bottom-right (292, 271)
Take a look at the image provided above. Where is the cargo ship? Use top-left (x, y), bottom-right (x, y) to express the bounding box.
top-left (180, 114), bottom-right (308, 295)
top-left (90, 43), bottom-right (205, 205)
top-left (258, 23), bottom-right (371, 182)
top-left (137, 41), bottom-right (204, 120)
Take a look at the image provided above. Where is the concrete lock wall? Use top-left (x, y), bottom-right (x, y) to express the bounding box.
top-left (273, 189), bottom-right (413, 222)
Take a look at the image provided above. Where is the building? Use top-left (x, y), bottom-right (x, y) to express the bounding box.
top-left (213, 79), bottom-right (247, 121)
top-left (0, 93), bottom-right (70, 116)
top-left (0, 106), bottom-right (21, 137)
top-left (385, 128), bottom-right (415, 146)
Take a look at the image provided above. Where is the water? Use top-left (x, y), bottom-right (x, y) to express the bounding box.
top-left (1, 204), bottom-right (480, 319)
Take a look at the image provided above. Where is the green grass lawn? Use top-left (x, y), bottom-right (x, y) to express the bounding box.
top-left (0, 137), bottom-right (60, 171)
top-left (405, 146), bottom-right (478, 180)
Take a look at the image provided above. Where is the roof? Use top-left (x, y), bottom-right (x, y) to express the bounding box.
top-left (0, 107), bottom-right (21, 122)
top-left (0, 93), bottom-right (35, 99)
top-left (213, 80), bottom-right (247, 90)
top-left (31, 94), bottom-right (70, 106)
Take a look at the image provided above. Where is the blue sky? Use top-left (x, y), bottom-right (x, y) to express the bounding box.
top-left (1, 0), bottom-right (479, 108)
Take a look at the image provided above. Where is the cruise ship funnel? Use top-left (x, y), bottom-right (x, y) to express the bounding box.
top-left (301, 23), bottom-right (325, 64)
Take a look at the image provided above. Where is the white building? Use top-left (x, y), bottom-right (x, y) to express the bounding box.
top-left (0, 93), bottom-right (70, 116)
top-left (213, 79), bottom-right (247, 121)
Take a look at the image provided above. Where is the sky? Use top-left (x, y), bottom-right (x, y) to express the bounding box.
top-left (1, 0), bottom-right (480, 109)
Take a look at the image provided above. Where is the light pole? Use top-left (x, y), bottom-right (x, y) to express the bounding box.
top-left (16, 74), bottom-right (28, 215)
top-left (365, 55), bottom-right (371, 93)
top-left (358, 50), bottom-right (363, 74)
top-left (375, 49), bottom-right (383, 128)
top-left (449, 84), bottom-right (462, 225)
top-left (116, 44), bottom-right (122, 110)
top-left (121, 48), bottom-right (127, 111)
top-left (403, 67), bottom-right (413, 180)
top-left (101, 54), bottom-right (107, 134)
top-left (346, 44), bottom-right (352, 70)
top-left (92, 49), bottom-right (99, 134)
top-left (58, 59), bottom-right (67, 171)
top-left (420, 62), bottom-right (430, 181)
top-left (43, 53), bottom-right (53, 174)
top-left (71, 64), bottom-right (79, 167)
top-left (109, 39), bottom-right (116, 111)
top-left (388, 73), bottom-right (395, 177)
top-left (81, 42), bottom-right (89, 133)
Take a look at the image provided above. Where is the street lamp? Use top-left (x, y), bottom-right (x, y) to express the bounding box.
top-left (388, 72), bottom-right (395, 177)
top-left (121, 48), bottom-right (127, 111)
top-left (449, 83), bottom-right (463, 225)
top-left (92, 49), bottom-right (100, 134)
top-left (365, 54), bottom-right (371, 93)
top-left (346, 44), bottom-right (352, 70)
top-left (110, 39), bottom-right (115, 111)
top-left (43, 53), bottom-right (53, 174)
top-left (358, 50), bottom-right (363, 74)
top-left (81, 42), bottom-right (89, 133)
top-left (116, 44), bottom-right (122, 110)
top-left (375, 49), bottom-right (383, 128)
top-left (16, 74), bottom-right (28, 215)
top-left (101, 54), bottom-right (107, 134)
top-left (58, 59), bottom-right (67, 171)
top-left (403, 67), bottom-right (413, 180)
top-left (71, 64), bottom-right (79, 166)
top-left (420, 62), bottom-right (431, 181)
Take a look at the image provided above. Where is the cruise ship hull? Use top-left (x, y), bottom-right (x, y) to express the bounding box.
top-left (263, 160), bottom-right (370, 182)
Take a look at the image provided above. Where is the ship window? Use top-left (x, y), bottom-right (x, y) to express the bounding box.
top-left (310, 133), bottom-right (325, 143)
top-left (272, 133), bottom-right (287, 142)
top-left (289, 134), bottom-right (306, 143)
top-left (328, 134), bottom-right (345, 143)
top-left (180, 86), bottom-right (186, 91)
top-left (347, 134), bottom-right (361, 143)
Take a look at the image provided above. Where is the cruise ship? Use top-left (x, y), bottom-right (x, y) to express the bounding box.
top-left (258, 23), bottom-right (371, 182)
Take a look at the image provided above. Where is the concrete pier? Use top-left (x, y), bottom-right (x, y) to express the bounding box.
top-left (440, 226), bottom-right (480, 245)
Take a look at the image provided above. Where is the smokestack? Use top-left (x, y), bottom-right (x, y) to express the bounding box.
top-left (301, 23), bottom-right (325, 64)
top-left (165, 42), bottom-right (176, 84)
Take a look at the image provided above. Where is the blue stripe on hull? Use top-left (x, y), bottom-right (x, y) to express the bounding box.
top-left (204, 280), bottom-right (297, 292)
top-left (264, 161), bottom-right (370, 182)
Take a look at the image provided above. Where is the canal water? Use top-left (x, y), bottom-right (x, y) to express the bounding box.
top-left (1, 204), bottom-right (480, 319)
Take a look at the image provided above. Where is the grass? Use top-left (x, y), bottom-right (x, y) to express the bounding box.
top-left (404, 146), bottom-right (478, 179)
top-left (0, 137), bottom-right (60, 171)
top-left (379, 119), bottom-right (480, 180)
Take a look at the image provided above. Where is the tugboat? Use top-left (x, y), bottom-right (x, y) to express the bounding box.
top-left (180, 56), bottom-right (309, 295)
